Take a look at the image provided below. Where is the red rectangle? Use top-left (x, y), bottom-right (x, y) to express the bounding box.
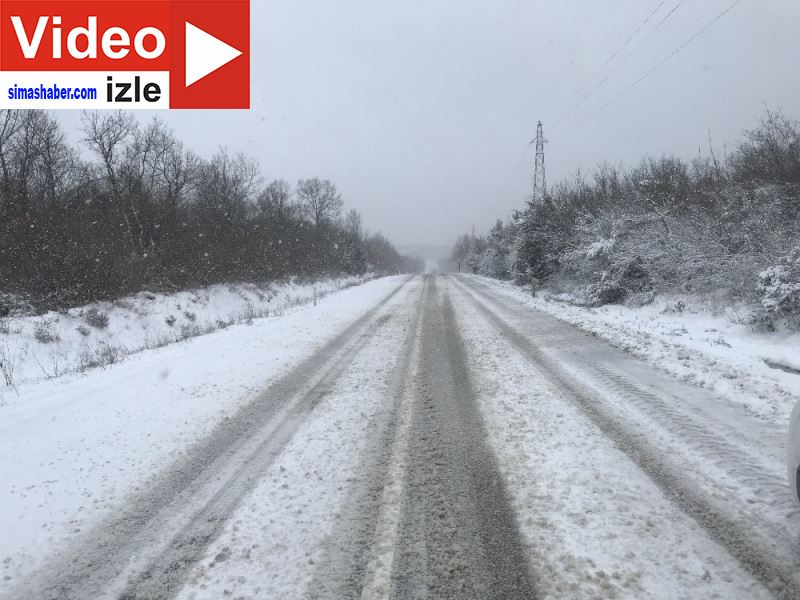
top-left (170, 0), bottom-right (249, 109)
top-left (0, 0), bottom-right (249, 108)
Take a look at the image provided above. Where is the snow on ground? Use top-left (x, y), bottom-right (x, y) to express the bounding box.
top-left (0, 275), bottom-right (373, 390)
top-left (0, 275), bottom-right (404, 591)
top-left (467, 275), bottom-right (800, 426)
top-left (450, 288), bottom-right (773, 599)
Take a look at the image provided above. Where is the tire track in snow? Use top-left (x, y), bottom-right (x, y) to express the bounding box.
top-left (6, 277), bottom-right (414, 600)
top-left (311, 275), bottom-right (538, 599)
top-left (357, 280), bottom-right (425, 599)
top-left (379, 275), bottom-right (536, 599)
top-left (588, 365), bottom-right (797, 510)
top-left (460, 276), bottom-right (800, 523)
top-left (451, 274), bottom-right (800, 600)
top-left (305, 276), bottom-right (428, 599)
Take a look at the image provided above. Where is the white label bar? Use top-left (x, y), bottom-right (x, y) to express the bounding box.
top-left (0, 71), bottom-right (170, 109)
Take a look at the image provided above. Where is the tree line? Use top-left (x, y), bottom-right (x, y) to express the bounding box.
top-left (0, 110), bottom-right (422, 312)
top-left (452, 110), bottom-right (800, 328)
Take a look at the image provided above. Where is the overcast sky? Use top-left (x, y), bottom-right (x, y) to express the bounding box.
top-left (60, 0), bottom-right (800, 248)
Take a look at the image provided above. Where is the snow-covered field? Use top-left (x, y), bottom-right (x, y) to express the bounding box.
top-left (466, 275), bottom-right (800, 427)
top-left (0, 275), bottom-right (404, 591)
top-left (0, 275), bottom-right (372, 390)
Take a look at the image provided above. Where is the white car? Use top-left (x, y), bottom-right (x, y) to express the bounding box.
top-left (789, 400), bottom-right (800, 502)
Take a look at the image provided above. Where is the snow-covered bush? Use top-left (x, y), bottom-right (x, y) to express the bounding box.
top-left (587, 277), bottom-right (627, 306)
top-left (84, 307), bottom-right (110, 329)
top-left (478, 247), bottom-right (513, 279)
top-left (580, 258), bottom-right (649, 306)
top-left (757, 247), bottom-right (800, 328)
top-left (0, 344), bottom-right (17, 389)
top-left (451, 220), bottom-right (516, 280)
top-left (0, 294), bottom-right (34, 318)
top-left (34, 321), bottom-right (60, 344)
top-left (585, 238), bottom-right (615, 259)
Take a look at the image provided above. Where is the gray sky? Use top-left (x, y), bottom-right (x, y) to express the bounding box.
top-left (60, 0), bottom-right (800, 247)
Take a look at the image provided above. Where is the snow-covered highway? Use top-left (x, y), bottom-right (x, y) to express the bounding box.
top-left (1, 274), bottom-right (798, 599)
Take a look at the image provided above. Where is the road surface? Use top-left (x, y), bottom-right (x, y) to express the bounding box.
top-left (2, 274), bottom-right (799, 599)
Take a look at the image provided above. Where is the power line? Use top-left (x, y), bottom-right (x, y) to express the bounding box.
top-left (611, 0), bottom-right (685, 77)
top-left (547, 1), bottom-right (666, 122)
top-left (494, 142), bottom-right (534, 206)
top-left (654, 0), bottom-right (684, 28)
top-left (500, 0), bottom-right (741, 207)
top-left (552, 0), bottom-right (683, 129)
top-left (503, 2), bottom-right (677, 201)
top-left (553, 0), bottom-right (744, 138)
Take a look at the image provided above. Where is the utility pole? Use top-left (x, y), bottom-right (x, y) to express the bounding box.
top-left (532, 121), bottom-right (547, 203)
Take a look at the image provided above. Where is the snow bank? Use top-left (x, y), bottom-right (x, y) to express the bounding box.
top-left (0, 275), bottom-right (374, 390)
top-left (468, 275), bottom-right (800, 425)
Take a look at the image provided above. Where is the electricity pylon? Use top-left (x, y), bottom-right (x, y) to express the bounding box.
top-left (532, 121), bottom-right (547, 203)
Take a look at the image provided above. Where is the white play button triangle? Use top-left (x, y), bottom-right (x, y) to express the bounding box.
top-left (185, 22), bottom-right (243, 87)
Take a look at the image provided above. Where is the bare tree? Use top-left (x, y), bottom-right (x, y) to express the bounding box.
top-left (154, 133), bottom-right (197, 225)
top-left (257, 179), bottom-right (293, 220)
top-left (194, 148), bottom-right (260, 226)
top-left (0, 110), bottom-right (415, 309)
top-left (296, 178), bottom-right (343, 228)
top-left (344, 208), bottom-right (362, 239)
top-left (732, 110), bottom-right (800, 183)
top-left (31, 113), bottom-right (77, 211)
top-left (7, 111), bottom-right (53, 216)
top-left (81, 111), bottom-right (140, 247)
top-left (81, 111), bottom-right (136, 202)
top-left (0, 110), bottom-right (22, 217)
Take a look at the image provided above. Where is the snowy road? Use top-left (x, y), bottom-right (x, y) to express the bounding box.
top-left (2, 274), bottom-right (799, 599)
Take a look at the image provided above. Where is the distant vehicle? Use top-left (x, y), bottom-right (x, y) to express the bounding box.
top-left (789, 400), bottom-right (800, 502)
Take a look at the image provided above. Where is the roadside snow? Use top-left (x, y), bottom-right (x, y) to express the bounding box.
top-left (0, 275), bottom-right (373, 390)
top-left (0, 276), bottom-right (404, 592)
top-left (467, 275), bottom-right (800, 425)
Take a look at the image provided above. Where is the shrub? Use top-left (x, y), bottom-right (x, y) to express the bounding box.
top-left (78, 344), bottom-right (124, 371)
top-left (0, 294), bottom-right (34, 318)
top-left (0, 344), bottom-right (17, 389)
top-left (84, 307), bottom-right (110, 329)
top-left (165, 315), bottom-right (177, 327)
top-left (756, 247), bottom-right (800, 328)
top-left (179, 324), bottom-right (200, 340)
top-left (661, 300), bottom-right (687, 315)
top-left (584, 258), bottom-right (653, 306)
top-left (588, 279), bottom-right (627, 306)
top-left (618, 257), bottom-right (652, 293)
top-left (34, 321), bottom-right (60, 344)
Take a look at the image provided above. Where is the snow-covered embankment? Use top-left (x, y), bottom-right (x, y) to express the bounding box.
top-left (0, 275), bottom-right (373, 390)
